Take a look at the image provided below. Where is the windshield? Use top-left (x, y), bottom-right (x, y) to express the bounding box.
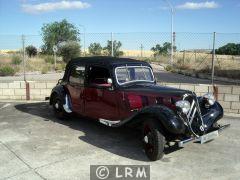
top-left (115, 66), bottom-right (154, 85)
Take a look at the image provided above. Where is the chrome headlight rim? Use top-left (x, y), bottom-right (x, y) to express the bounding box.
top-left (175, 100), bottom-right (191, 114)
top-left (203, 93), bottom-right (215, 106)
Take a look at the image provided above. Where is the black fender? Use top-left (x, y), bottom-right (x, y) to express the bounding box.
top-left (202, 101), bottom-right (224, 131)
top-left (49, 85), bottom-right (67, 105)
top-left (116, 105), bottom-right (186, 135)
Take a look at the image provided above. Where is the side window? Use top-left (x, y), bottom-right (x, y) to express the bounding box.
top-left (69, 66), bottom-right (85, 85)
top-left (88, 66), bottom-right (110, 85)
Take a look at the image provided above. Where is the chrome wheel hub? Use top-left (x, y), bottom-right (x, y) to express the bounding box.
top-left (55, 102), bottom-right (59, 109)
top-left (144, 135), bottom-right (149, 143)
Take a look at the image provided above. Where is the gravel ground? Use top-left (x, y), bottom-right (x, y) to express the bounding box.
top-left (0, 102), bottom-right (239, 180)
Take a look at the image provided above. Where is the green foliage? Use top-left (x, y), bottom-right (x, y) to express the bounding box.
top-left (11, 55), bottom-right (22, 65)
top-left (58, 41), bottom-right (81, 63)
top-left (41, 19), bottom-right (80, 54)
top-left (215, 43), bottom-right (240, 55)
top-left (151, 42), bottom-right (177, 57)
top-left (88, 43), bottom-right (102, 55)
top-left (104, 40), bottom-right (124, 57)
top-left (165, 65), bottom-right (174, 72)
top-left (0, 65), bottom-right (16, 76)
top-left (55, 63), bottom-right (66, 72)
top-left (26, 45), bottom-right (37, 57)
top-left (44, 55), bottom-right (54, 64)
top-left (41, 66), bottom-right (49, 74)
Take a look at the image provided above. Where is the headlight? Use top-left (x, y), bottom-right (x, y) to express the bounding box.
top-left (175, 100), bottom-right (190, 114)
top-left (203, 93), bottom-right (215, 105)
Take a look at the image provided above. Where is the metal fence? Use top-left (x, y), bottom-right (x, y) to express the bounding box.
top-left (0, 32), bottom-right (239, 82)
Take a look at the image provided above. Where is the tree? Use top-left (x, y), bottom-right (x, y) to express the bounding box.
top-left (26, 45), bottom-right (37, 57)
top-left (215, 43), bottom-right (240, 55)
top-left (41, 19), bottom-right (80, 54)
top-left (151, 42), bottom-right (176, 57)
top-left (104, 40), bottom-right (124, 57)
top-left (58, 41), bottom-right (81, 63)
top-left (88, 43), bottom-right (102, 55)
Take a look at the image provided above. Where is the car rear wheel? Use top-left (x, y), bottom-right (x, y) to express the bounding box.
top-left (142, 119), bottom-right (165, 161)
top-left (52, 95), bottom-right (69, 120)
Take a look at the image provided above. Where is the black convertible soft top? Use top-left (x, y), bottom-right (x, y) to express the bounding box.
top-left (62, 56), bottom-right (151, 81)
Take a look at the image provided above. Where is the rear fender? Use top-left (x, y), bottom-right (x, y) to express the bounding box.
top-left (50, 85), bottom-right (67, 105)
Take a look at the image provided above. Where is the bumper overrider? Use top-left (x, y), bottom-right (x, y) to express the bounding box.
top-left (178, 123), bottom-right (230, 147)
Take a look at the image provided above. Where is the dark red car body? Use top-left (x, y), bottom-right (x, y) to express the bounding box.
top-left (49, 57), bottom-right (226, 160)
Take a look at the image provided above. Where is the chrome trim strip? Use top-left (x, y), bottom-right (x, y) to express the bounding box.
top-left (190, 107), bottom-right (197, 124)
top-left (99, 119), bottom-right (121, 127)
top-left (187, 100), bottom-right (195, 119)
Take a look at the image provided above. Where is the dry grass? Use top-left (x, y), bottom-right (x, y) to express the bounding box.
top-left (0, 52), bottom-right (66, 75)
top-left (0, 49), bottom-right (239, 78)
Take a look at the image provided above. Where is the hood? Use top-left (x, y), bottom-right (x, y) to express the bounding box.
top-left (122, 83), bottom-right (192, 98)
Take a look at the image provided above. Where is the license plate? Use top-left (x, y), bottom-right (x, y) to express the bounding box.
top-left (199, 130), bottom-right (219, 144)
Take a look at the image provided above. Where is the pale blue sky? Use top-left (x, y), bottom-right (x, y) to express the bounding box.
top-left (0, 0), bottom-right (239, 49)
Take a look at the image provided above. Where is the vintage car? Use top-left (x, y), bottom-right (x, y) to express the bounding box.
top-left (49, 56), bottom-right (229, 161)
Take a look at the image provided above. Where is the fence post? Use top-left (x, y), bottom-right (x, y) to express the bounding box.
top-left (183, 50), bottom-right (186, 65)
top-left (22, 35), bottom-right (30, 100)
top-left (21, 35), bottom-right (26, 82)
top-left (140, 44), bottom-right (143, 58)
top-left (111, 32), bottom-right (114, 57)
top-left (211, 32), bottom-right (217, 99)
top-left (194, 50), bottom-right (197, 62)
top-left (211, 32), bottom-right (216, 86)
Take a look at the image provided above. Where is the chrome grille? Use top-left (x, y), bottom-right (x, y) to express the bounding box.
top-left (183, 94), bottom-right (205, 136)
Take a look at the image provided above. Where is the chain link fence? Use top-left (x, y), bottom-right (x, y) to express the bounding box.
top-left (0, 32), bottom-right (239, 82)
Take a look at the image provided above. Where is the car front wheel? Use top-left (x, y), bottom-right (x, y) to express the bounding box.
top-left (142, 119), bottom-right (165, 161)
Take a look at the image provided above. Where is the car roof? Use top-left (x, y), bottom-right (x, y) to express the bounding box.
top-left (69, 56), bottom-right (149, 66)
top-left (62, 56), bottom-right (151, 81)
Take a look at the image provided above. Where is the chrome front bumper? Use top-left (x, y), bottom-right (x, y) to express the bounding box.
top-left (178, 124), bottom-right (230, 147)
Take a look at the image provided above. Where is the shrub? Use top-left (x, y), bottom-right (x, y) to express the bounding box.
top-left (58, 41), bottom-right (81, 63)
top-left (0, 65), bottom-right (16, 76)
top-left (26, 45), bottom-right (38, 57)
top-left (11, 55), bottom-right (22, 65)
top-left (165, 65), bottom-right (173, 72)
top-left (88, 43), bottom-right (102, 55)
top-left (41, 66), bottom-right (50, 74)
top-left (44, 55), bottom-right (54, 64)
top-left (55, 63), bottom-right (66, 71)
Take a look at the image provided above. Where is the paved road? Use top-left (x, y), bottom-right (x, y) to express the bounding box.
top-left (151, 64), bottom-right (233, 85)
top-left (0, 64), bottom-right (236, 85)
top-left (0, 102), bottom-right (239, 179)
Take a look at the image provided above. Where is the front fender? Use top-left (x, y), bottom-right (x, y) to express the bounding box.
top-left (118, 105), bottom-right (186, 135)
top-left (202, 101), bottom-right (224, 131)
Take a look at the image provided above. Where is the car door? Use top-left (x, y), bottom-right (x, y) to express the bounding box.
top-left (83, 65), bottom-right (119, 120)
top-left (66, 65), bottom-right (85, 115)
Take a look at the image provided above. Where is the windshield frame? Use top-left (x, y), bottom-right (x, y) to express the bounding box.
top-left (115, 65), bottom-right (155, 86)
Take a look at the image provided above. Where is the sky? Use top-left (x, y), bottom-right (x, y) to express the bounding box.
top-left (0, 0), bottom-right (239, 49)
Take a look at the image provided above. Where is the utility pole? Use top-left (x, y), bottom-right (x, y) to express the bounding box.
top-left (111, 32), bottom-right (114, 57)
top-left (140, 44), bottom-right (143, 57)
top-left (164, 0), bottom-right (174, 64)
top-left (22, 35), bottom-right (26, 82)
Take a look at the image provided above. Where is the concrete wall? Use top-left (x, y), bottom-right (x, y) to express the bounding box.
top-left (0, 81), bottom-right (240, 114)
